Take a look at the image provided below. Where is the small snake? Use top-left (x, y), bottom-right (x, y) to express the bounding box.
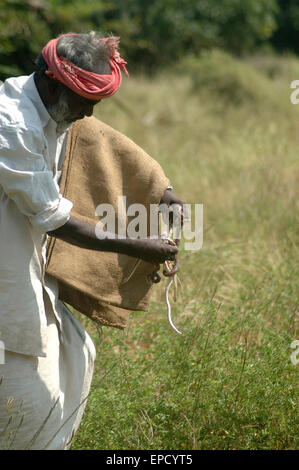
top-left (121, 200), bottom-right (182, 335)
top-left (121, 238), bottom-right (182, 335)
top-left (161, 238), bottom-right (182, 335)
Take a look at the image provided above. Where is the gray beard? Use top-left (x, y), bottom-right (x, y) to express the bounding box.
top-left (55, 120), bottom-right (71, 135)
top-left (46, 90), bottom-right (73, 135)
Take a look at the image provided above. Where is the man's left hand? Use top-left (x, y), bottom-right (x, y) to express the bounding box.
top-left (159, 189), bottom-right (186, 241)
top-left (160, 189), bottom-right (185, 212)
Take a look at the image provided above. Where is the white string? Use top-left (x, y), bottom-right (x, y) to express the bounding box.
top-left (165, 275), bottom-right (182, 335)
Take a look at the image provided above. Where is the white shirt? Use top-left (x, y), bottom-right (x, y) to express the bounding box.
top-left (0, 74), bottom-right (73, 357)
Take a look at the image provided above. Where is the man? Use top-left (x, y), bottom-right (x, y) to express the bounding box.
top-left (0, 32), bottom-right (181, 450)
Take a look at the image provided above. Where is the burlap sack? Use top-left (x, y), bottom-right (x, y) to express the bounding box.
top-left (46, 116), bottom-right (170, 329)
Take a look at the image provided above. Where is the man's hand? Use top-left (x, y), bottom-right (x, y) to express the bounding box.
top-left (125, 237), bottom-right (178, 264)
top-left (48, 216), bottom-right (178, 265)
top-left (160, 189), bottom-right (185, 213)
top-left (159, 189), bottom-right (186, 242)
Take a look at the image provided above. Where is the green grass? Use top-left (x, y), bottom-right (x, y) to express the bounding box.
top-left (71, 50), bottom-right (299, 450)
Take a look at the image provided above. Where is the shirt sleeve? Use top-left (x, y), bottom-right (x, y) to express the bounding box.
top-left (0, 124), bottom-right (73, 233)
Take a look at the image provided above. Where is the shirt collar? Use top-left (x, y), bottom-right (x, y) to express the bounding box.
top-left (23, 73), bottom-right (53, 129)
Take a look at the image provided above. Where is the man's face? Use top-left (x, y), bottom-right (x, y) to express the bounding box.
top-left (47, 86), bottom-right (101, 133)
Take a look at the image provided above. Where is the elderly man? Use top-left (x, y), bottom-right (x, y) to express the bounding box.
top-left (0, 32), bottom-right (180, 450)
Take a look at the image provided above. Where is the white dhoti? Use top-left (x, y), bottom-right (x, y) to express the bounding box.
top-left (0, 300), bottom-right (96, 450)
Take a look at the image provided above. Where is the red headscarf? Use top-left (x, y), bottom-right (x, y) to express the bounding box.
top-left (42, 34), bottom-right (129, 100)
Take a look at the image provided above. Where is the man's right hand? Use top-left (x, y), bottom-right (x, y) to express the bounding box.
top-left (48, 216), bottom-right (178, 266)
top-left (124, 237), bottom-right (178, 264)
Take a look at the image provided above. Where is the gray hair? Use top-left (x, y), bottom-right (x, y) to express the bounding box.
top-left (57, 32), bottom-right (111, 74)
top-left (35, 31), bottom-right (112, 78)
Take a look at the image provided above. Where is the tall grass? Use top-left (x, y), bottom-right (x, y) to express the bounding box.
top-left (71, 50), bottom-right (299, 450)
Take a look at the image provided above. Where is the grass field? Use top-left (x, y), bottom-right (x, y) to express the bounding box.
top-left (71, 50), bottom-right (299, 450)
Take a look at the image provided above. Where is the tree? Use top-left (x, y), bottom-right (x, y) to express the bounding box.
top-left (0, 0), bottom-right (52, 79)
top-left (0, 0), bottom-right (280, 80)
top-left (270, 0), bottom-right (299, 54)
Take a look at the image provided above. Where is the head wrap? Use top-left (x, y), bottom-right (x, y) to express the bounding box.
top-left (42, 34), bottom-right (129, 100)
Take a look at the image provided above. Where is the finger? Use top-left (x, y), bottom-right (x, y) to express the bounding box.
top-left (168, 250), bottom-right (177, 261)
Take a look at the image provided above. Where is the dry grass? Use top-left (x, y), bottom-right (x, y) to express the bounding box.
top-left (71, 51), bottom-right (299, 450)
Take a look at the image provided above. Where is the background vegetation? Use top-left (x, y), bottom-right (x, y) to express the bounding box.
top-left (1, 0), bottom-right (299, 79)
top-left (0, 0), bottom-right (298, 451)
top-left (68, 50), bottom-right (298, 450)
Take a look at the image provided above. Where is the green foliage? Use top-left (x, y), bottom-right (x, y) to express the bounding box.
top-left (0, 0), bottom-right (281, 80)
top-left (80, 0), bottom-right (279, 70)
top-left (0, 0), bottom-right (112, 79)
top-left (46, 0), bottom-right (109, 35)
top-left (0, 0), bottom-right (52, 78)
top-left (271, 0), bottom-right (299, 54)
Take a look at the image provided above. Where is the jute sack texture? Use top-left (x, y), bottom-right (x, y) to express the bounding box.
top-left (46, 116), bottom-right (170, 329)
